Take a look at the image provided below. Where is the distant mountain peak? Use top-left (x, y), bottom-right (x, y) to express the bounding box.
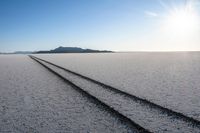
top-left (35, 46), bottom-right (112, 54)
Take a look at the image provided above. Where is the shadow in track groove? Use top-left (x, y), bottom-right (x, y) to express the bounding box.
top-left (29, 55), bottom-right (200, 128)
top-left (29, 55), bottom-right (151, 133)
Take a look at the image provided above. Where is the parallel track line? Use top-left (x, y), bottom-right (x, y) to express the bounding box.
top-left (30, 55), bottom-right (151, 133)
top-left (30, 55), bottom-right (200, 127)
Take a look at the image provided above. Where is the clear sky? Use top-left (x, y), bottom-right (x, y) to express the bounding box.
top-left (0, 0), bottom-right (200, 52)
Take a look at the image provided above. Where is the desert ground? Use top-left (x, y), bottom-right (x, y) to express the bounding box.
top-left (1, 53), bottom-right (200, 132)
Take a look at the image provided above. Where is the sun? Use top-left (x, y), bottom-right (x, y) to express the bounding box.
top-left (163, 1), bottom-right (200, 36)
top-left (166, 10), bottom-right (198, 32)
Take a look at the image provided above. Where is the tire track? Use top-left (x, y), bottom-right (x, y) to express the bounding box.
top-left (29, 55), bottom-right (150, 133)
top-left (30, 55), bottom-right (200, 132)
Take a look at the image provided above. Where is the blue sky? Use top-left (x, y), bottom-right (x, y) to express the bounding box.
top-left (0, 0), bottom-right (200, 52)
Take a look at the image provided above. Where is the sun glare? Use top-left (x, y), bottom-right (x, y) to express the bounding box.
top-left (163, 1), bottom-right (200, 36)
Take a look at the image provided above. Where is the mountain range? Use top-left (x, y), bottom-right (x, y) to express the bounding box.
top-left (35, 47), bottom-right (112, 54)
top-left (0, 47), bottom-right (113, 54)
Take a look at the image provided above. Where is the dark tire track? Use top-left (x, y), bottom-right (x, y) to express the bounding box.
top-left (29, 55), bottom-right (151, 133)
top-left (30, 55), bottom-right (200, 127)
top-left (30, 55), bottom-right (200, 132)
top-left (0, 55), bottom-right (143, 132)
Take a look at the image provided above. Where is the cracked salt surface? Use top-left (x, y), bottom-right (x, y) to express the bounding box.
top-left (35, 52), bottom-right (200, 121)
top-left (35, 56), bottom-right (200, 133)
top-left (0, 55), bottom-right (138, 133)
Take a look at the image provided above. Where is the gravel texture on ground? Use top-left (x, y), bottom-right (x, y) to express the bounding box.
top-left (35, 52), bottom-right (200, 121)
top-left (0, 55), bottom-right (137, 133)
top-left (34, 56), bottom-right (200, 133)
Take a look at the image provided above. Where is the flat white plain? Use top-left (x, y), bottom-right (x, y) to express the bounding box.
top-left (36, 52), bottom-right (200, 121)
top-left (0, 55), bottom-right (136, 132)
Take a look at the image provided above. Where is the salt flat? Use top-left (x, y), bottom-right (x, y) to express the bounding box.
top-left (0, 55), bottom-right (137, 132)
top-left (32, 55), bottom-right (200, 133)
top-left (35, 52), bottom-right (200, 121)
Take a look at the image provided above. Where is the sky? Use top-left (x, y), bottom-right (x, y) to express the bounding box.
top-left (0, 0), bottom-right (200, 52)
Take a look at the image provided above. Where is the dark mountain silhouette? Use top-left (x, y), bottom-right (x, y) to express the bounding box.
top-left (35, 46), bottom-right (112, 54)
top-left (0, 47), bottom-right (112, 54)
